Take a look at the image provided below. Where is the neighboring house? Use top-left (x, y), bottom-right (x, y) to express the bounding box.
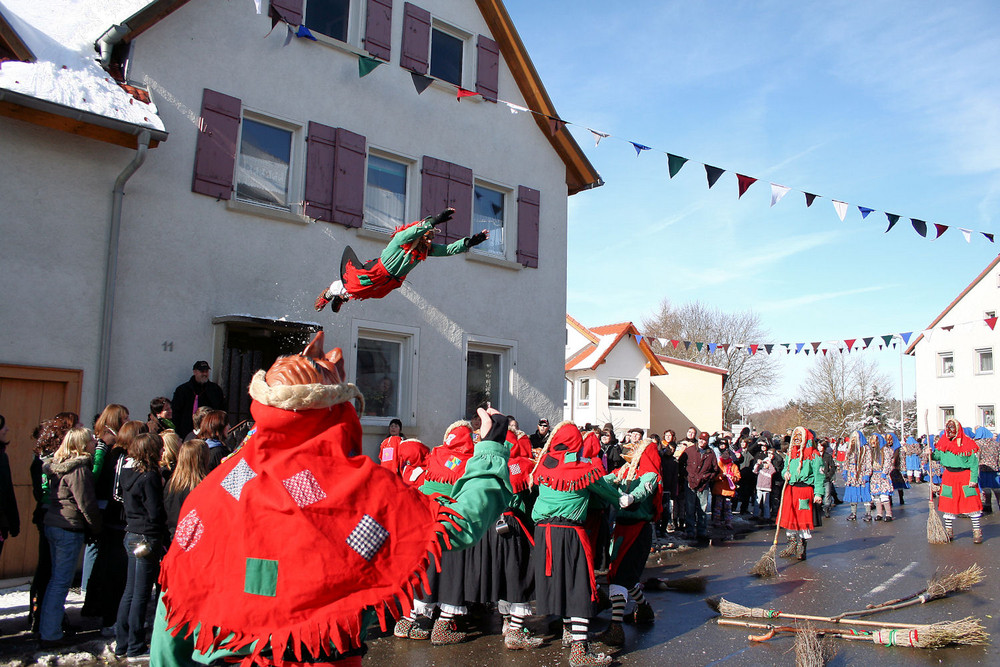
top-left (0, 0), bottom-right (599, 577)
top-left (905, 255), bottom-right (999, 432)
top-left (564, 316), bottom-right (726, 435)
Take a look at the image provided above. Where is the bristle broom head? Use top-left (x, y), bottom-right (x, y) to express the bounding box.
top-left (750, 545), bottom-right (778, 578)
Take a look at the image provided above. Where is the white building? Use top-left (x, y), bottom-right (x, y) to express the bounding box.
top-left (905, 255), bottom-right (999, 432)
top-left (0, 0), bottom-right (599, 577)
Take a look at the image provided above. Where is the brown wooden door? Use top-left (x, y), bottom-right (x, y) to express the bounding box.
top-left (0, 365), bottom-right (82, 578)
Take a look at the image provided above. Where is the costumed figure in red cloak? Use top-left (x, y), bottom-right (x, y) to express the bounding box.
top-left (150, 332), bottom-right (513, 666)
top-left (932, 417), bottom-right (983, 543)
top-left (314, 208), bottom-right (489, 312)
top-left (594, 432), bottom-right (661, 648)
top-left (777, 427), bottom-right (825, 561)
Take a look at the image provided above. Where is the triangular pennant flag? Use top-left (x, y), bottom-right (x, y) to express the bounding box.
top-left (795, 343), bottom-right (804, 354)
top-left (358, 55), bottom-right (382, 78)
top-left (296, 24), bottom-right (318, 40)
top-left (721, 343), bottom-right (730, 353)
top-left (984, 232), bottom-right (995, 243)
top-left (900, 332), bottom-right (912, 344)
top-left (960, 228), bottom-right (972, 243)
top-left (683, 341), bottom-right (692, 350)
top-left (671, 339), bottom-right (680, 349)
top-left (832, 200), bottom-right (848, 221)
top-left (749, 344), bottom-right (759, 355)
top-left (986, 317), bottom-right (998, 331)
top-left (911, 218), bottom-right (927, 237)
top-left (708, 343), bottom-right (717, 354)
top-left (254, 0), bottom-right (262, 14)
top-left (804, 192), bottom-right (818, 207)
top-left (411, 72), bottom-right (433, 94)
top-left (804, 349), bottom-right (810, 356)
top-left (934, 224), bottom-right (948, 239)
top-left (844, 339), bottom-right (856, 351)
top-left (770, 183), bottom-right (790, 207)
top-left (590, 129), bottom-right (609, 146)
top-left (885, 213), bottom-right (900, 233)
top-left (862, 336), bottom-right (873, 348)
top-left (667, 154), bottom-right (688, 178)
top-left (283, 24), bottom-right (294, 46)
top-left (456, 87), bottom-right (479, 100)
top-left (705, 165), bottom-right (725, 189)
top-left (764, 344), bottom-right (774, 354)
top-left (635, 334), bottom-right (643, 346)
top-left (858, 206), bottom-right (874, 219)
top-left (942, 325), bottom-right (954, 332)
top-left (505, 102), bottom-right (529, 114)
top-left (878, 345), bottom-right (883, 350)
top-left (811, 342), bottom-right (821, 353)
top-left (695, 342), bottom-right (703, 352)
top-left (548, 116), bottom-right (566, 136)
top-left (737, 174), bottom-right (757, 198)
top-left (881, 334), bottom-right (894, 347)
top-left (631, 141), bottom-right (651, 156)
top-left (822, 349), bottom-right (828, 356)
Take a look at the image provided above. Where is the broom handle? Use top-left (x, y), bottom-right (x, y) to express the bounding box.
top-left (769, 472), bottom-right (790, 547)
top-left (863, 587), bottom-right (928, 610)
top-left (836, 597), bottom-right (924, 619)
top-left (718, 618), bottom-right (872, 641)
top-left (771, 610), bottom-right (925, 629)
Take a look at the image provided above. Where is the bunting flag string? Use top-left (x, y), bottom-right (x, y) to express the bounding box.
top-left (653, 315), bottom-right (997, 359)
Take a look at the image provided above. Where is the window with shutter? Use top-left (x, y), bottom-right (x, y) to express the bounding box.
top-left (472, 183), bottom-right (506, 257)
top-left (364, 0), bottom-right (392, 60)
top-left (236, 118), bottom-right (294, 208)
top-left (475, 34), bottom-right (499, 102)
top-left (304, 0), bottom-right (351, 42)
top-left (332, 128), bottom-right (366, 227)
top-left (192, 89), bottom-right (241, 200)
top-left (516, 185), bottom-right (540, 268)
top-left (430, 26), bottom-right (463, 86)
top-left (420, 156), bottom-right (471, 244)
top-left (365, 152), bottom-right (410, 232)
top-left (400, 2), bottom-right (430, 74)
top-left (304, 122), bottom-right (336, 222)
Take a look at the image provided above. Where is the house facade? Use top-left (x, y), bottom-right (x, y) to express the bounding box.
top-left (564, 316), bottom-right (726, 435)
top-left (905, 255), bottom-right (999, 432)
top-left (0, 0), bottom-right (599, 576)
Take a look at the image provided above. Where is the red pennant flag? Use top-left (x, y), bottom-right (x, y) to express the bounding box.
top-left (456, 87), bottom-right (479, 100)
top-left (934, 223), bottom-right (948, 239)
top-left (547, 116), bottom-right (566, 136)
top-left (749, 344), bottom-right (759, 355)
top-left (721, 343), bottom-right (730, 353)
top-left (822, 349), bottom-right (828, 356)
top-left (811, 342), bottom-right (821, 353)
top-left (987, 317), bottom-right (998, 331)
top-left (737, 174), bottom-right (757, 198)
top-left (844, 339), bottom-right (856, 351)
top-left (671, 339), bottom-right (680, 349)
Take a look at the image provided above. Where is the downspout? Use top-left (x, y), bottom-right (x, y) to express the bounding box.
top-left (96, 130), bottom-right (151, 407)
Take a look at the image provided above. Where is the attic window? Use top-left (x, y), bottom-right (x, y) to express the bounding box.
top-left (430, 25), bottom-right (464, 86)
top-left (305, 0), bottom-right (351, 43)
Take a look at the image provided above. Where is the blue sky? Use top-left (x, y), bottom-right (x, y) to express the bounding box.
top-left (505, 0), bottom-right (1000, 410)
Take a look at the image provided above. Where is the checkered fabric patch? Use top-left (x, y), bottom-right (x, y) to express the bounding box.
top-left (509, 462), bottom-right (522, 475)
top-left (283, 469), bottom-right (327, 508)
top-left (445, 455), bottom-right (461, 470)
top-left (346, 514), bottom-right (389, 561)
top-left (175, 509), bottom-right (204, 552)
top-left (221, 459), bottom-right (257, 501)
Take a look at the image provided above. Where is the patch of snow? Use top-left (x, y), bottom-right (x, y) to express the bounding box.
top-left (0, 0), bottom-right (164, 131)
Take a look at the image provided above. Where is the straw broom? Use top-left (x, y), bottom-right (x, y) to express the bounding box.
top-left (837, 563), bottom-right (984, 618)
top-left (717, 617), bottom-right (989, 648)
top-left (794, 624), bottom-right (828, 667)
top-left (749, 482), bottom-right (788, 577)
top-left (707, 597), bottom-right (933, 629)
top-left (924, 410), bottom-right (950, 544)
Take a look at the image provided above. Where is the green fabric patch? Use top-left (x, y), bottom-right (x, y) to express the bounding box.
top-left (963, 485), bottom-right (979, 498)
top-left (798, 498), bottom-right (810, 510)
top-left (564, 452), bottom-right (578, 463)
top-left (940, 485), bottom-right (953, 499)
top-left (245, 558), bottom-right (278, 597)
top-left (359, 275), bottom-right (373, 286)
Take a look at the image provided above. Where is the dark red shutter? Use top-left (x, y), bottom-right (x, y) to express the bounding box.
top-left (516, 185), bottom-right (540, 268)
top-left (304, 121), bottom-right (336, 222)
top-left (364, 0), bottom-right (393, 60)
top-left (421, 157), bottom-right (472, 244)
top-left (192, 89), bottom-right (241, 200)
top-left (332, 128), bottom-right (366, 228)
top-left (400, 2), bottom-right (430, 74)
top-left (270, 0), bottom-right (303, 25)
top-left (475, 34), bottom-right (499, 102)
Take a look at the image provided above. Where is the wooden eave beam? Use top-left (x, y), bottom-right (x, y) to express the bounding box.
top-left (0, 98), bottom-right (165, 149)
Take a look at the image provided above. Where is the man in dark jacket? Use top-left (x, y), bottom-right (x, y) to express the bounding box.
top-left (684, 432), bottom-right (717, 541)
top-left (171, 361), bottom-right (226, 438)
top-left (528, 418), bottom-right (550, 455)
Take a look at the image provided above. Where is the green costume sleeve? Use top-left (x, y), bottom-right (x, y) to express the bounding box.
top-left (628, 472), bottom-right (660, 504)
top-left (589, 475), bottom-right (623, 505)
top-left (437, 439), bottom-right (513, 550)
top-left (812, 457), bottom-right (825, 498)
top-left (92, 441), bottom-right (109, 476)
top-left (427, 237), bottom-right (473, 257)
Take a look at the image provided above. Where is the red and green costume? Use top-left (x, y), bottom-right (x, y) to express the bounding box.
top-left (933, 418), bottom-right (982, 515)
top-left (779, 427), bottom-right (825, 532)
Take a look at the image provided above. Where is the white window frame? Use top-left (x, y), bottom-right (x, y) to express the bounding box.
top-left (471, 180), bottom-right (513, 259)
top-left (577, 377), bottom-right (590, 408)
top-left (350, 319), bottom-right (420, 428)
top-left (429, 19), bottom-right (473, 89)
top-left (980, 405), bottom-right (996, 429)
top-left (462, 334), bottom-right (516, 417)
top-left (233, 108), bottom-right (303, 215)
top-left (363, 148), bottom-right (415, 233)
top-left (938, 351), bottom-right (954, 377)
top-left (608, 377), bottom-right (638, 408)
top-left (939, 406), bottom-right (955, 429)
top-left (976, 348), bottom-right (994, 375)
top-left (303, 0), bottom-right (365, 48)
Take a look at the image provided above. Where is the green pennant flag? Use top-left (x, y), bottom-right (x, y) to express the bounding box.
top-left (695, 342), bottom-right (703, 352)
top-left (359, 56), bottom-right (383, 78)
top-left (667, 153), bottom-right (688, 179)
top-left (881, 334), bottom-right (894, 347)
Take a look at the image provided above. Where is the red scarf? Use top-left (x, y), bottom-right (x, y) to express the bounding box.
top-left (937, 418), bottom-right (978, 456)
top-left (506, 431), bottom-right (534, 494)
top-left (423, 422), bottom-right (476, 486)
top-left (789, 427), bottom-right (818, 462)
top-left (158, 400), bottom-right (461, 664)
top-left (532, 422), bottom-right (605, 491)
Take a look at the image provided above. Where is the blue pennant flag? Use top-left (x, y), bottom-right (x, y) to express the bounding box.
top-left (858, 206), bottom-right (874, 219)
top-left (631, 142), bottom-right (651, 156)
top-left (296, 24), bottom-right (318, 40)
top-left (795, 343), bottom-right (805, 354)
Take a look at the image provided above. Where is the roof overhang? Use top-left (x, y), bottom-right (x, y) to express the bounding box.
top-left (0, 88), bottom-right (168, 149)
top-left (0, 6), bottom-right (33, 62)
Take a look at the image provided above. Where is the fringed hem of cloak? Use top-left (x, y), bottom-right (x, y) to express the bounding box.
top-left (534, 467), bottom-right (603, 492)
top-left (159, 503), bottom-right (464, 667)
top-left (937, 438), bottom-right (979, 456)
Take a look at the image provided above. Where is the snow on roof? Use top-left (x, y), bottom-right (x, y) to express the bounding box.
top-left (0, 0), bottom-right (164, 131)
top-left (567, 334), bottom-right (616, 371)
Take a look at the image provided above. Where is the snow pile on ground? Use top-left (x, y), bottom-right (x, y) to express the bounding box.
top-left (0, 0), bottom-right (164, 131)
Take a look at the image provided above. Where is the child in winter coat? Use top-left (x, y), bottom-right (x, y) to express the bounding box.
top-left (712, 452), bottom-right (741, 529)
top-left (753, 450), bottom-right (777, 520)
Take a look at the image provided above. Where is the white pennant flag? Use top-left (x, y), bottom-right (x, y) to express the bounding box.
top-left (253, 0), bottom-right (262, 13)
top-left (589, 129), bottom-right (610, 147)
top-left (505, 102), bottom-right (528, 114)
top-left (960, 228), bottom-right (972, 243)
top-left (832, 199), bottom-right (848, 221)
top-left (770, 183), bottom-right (790, 207)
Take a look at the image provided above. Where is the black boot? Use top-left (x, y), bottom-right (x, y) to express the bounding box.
top-left (796, 538), bottom-right (807, 561)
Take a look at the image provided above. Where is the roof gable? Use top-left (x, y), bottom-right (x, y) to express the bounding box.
top-left (565, 318), bottom-right (667, 376)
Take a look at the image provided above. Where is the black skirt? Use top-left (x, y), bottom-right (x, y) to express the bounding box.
top-left (533, 519), bottom-right (595, 619)
top-left (465, 509), bottom-right (534, 604)
top-left (609, 521), bottom-right (652, 588)
top-left (423, 538), bottom-right (476, 606)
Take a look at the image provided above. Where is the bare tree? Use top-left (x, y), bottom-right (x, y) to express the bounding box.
top-left (642, 300), bottom-right (780, 426)
top-left (798, 354), bottom-right (890, 437)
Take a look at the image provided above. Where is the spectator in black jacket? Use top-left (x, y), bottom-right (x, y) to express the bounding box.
top-left (685, 432), bottom-right (717, 541)
top-left (658, 431), bottom-right (679, 534)
top-left (528, 418), bottom-right (550, 455)
top-left (171, 361), bottom-right (225, 438)
top-left (0, 414), bottom-right (20, 558)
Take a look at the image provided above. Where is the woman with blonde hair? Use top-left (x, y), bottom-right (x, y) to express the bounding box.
top-left (159, 430), bottom-right (182, 486)
top-left (165, 439), bottom-right (209, 542)
top-left (39, 427), bottom-right (101, 647)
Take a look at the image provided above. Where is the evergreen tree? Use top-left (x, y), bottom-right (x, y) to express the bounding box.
top-left (860, 385), bottom-right (890, 433)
